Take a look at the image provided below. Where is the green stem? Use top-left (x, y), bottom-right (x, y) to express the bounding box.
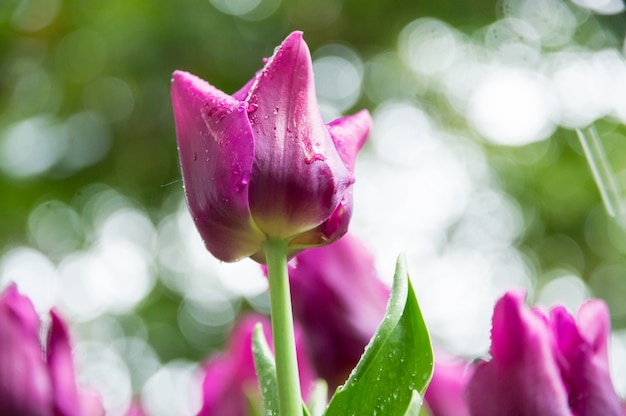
top-left (263, 239), bottom-right (303, 416)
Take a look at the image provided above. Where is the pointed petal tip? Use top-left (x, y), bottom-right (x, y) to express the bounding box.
top-left (284, 30), bottom-right (304, 44)
top-left (171, 70), bottom-right (192, 86)
top-left (269, 30), bottom-right (310, 68)
top-left (1, 282), bottom-right (19, 298)
top-left (327, 109), bottom-right (372, 171)
top-left (171, 70), bottom-right (206, 91)
top-left (500, 290), bottom-right (527, 305)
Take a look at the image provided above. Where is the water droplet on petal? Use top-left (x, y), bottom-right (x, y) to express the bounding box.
top-left (234, 170), bottom-right (250, 192)
top-left (247, 103), bottom-right (258, 113)
top-left (193, 152), bottom-right (197, 161)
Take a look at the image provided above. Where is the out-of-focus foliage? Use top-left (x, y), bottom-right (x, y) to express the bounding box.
top-left (2, 0), bottom-right (626, 414)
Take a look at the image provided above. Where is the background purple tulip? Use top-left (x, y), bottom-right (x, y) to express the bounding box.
top-left (424, 357), bottom-right (472, 416)
top-left (466, 290), bottom-right (624, 416)
top-left (171, 31), bottom-right (371, 263)
top-left (0, 284), bottom-right (103, 416)
top-left (287, 233), bottom-right (390, 391)
top-left (198, 313), bottom-right (316, 416)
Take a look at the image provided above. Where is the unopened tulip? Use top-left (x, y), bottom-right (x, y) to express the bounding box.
top-left (466, 291), bottom-right (623, 416)
top-left (0, 284), bottom-right (103, 416)
top-left (171, 31), bottom-right (370, 263)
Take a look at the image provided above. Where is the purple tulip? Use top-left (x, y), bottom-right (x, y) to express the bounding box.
top-left (466, 290), bottom-right (624, 416)
top-left (0, 284), bottom-right (103, 416)
top-left (198, 313), bottom-right (316, 416)
top-left (171, 31), bottom-right (371, 263)
top-left (287, 233), bottom-right (390, 390)
top-left (424, 357), bottom-right (472, 416)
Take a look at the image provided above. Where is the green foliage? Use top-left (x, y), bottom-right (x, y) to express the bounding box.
top-left (324, 254), bottom-right (433, 415)
top-left (252, 255), bottom-right (433, 415)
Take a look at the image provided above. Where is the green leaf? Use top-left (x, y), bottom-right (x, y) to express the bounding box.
top-left (324, 254), bottom-right (434, 416)
top-left (252, 324), bottom-right (280, 416)
top-left (251, 324), bottom-right (312, 416)
top-left (403, 390), bottom-right (423, 416)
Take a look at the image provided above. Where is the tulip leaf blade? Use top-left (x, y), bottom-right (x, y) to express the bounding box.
top-left (252, 323), bottom-right (280, 416)
top-left (251, 324), bottom-right (312, 416)
top-left (323, 254), bottom-right (433, 415)
top-left (403, 390), bottom-right (423, 416)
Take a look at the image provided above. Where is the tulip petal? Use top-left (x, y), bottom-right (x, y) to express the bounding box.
top-left (466, 291), bottom-right (571, 416)
top-left (551, 304), bottom-right (623, 416)
top-left (577, 300), bottom-right (610, 361)
top-left (327, 109), bottom-right (372, 172)
top-left (172, 70), bottom-right (264, 261)
top-left (424, 359), bottom-right (472, 416)
top-left (245, 31), bottom-right (354, 239)
top-left (288, 234), bottom-right (389, 390)
top-left (283, 191), bottom-right (352, 258)
top-left (0, 285), bottom-right (53, 416)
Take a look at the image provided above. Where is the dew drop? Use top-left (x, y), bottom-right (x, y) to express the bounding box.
top-left (193, 152), bottom-right (197, 161)
top-left (240, 171), bottom-right (250, 185)
top-left (235, 171), bottom-right (250, 192)
top-left (247, 103), bottom-right (258, 113)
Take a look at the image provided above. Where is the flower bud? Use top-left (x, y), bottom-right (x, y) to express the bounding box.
top-left (171, 32), bottom-right (370, 263)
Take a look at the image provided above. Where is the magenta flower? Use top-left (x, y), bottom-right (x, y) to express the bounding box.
top-left (0, 284), bottom-right (103, 416)
top-left (287, 233), bottom-right (390, 390)
top-left (198, 313), bottom-right (316, 416)
top-left (466, 291), bottom-right (624, 416)
top-left (423, 357), bottom-right (472, 416)
top-left (171, 31), bottom-right (371, 263)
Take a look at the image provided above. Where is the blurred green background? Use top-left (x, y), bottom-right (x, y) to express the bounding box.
top-left (2, 0), bottom-right (626, 413)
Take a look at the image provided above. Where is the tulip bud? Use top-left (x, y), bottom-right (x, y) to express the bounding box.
top-left (466, 291), bottom-right (623, 416)
top-left (0, 284), bottom-right (103, 416)
top-left (171, 31), bottom-right (370, 263)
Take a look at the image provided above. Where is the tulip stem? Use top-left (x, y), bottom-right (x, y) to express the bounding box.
top-left (263, 239), bottom-right (303, 416)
